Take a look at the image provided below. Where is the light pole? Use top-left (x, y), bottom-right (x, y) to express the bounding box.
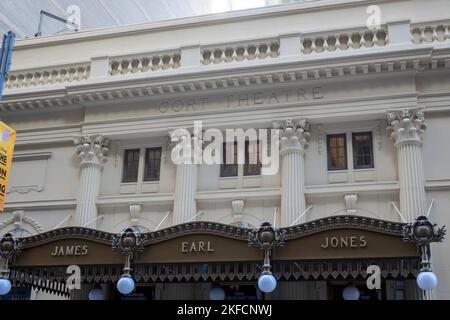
top-left (0, 233), bottom-right (22, 296)
top-left (247, 222), bottom-right (286, 295)
top-left (112, 228), bottom-right (146, 296)
top-left (402, 215), bottom-right (446, 294)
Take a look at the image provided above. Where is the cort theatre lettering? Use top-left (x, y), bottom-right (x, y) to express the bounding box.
top-left (321, 236), bottom-right (367, 249)
top-left (51, 245), bottom-right (88, 256)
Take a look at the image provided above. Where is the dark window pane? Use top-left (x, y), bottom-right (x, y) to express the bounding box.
top-left (352, 132), bottom-right (374, 169)
top-left (122, 149), bottom-right (140, 182)
top-left (327, 134), bottom-right (347, 171)
top-left (244, 140), bottom-right (261, 176)
top-left (144, 147), bottom-right (162, 181)
top-left (220, 142), bottom-right (238, 177)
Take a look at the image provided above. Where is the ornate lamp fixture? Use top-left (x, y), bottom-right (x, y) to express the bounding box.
top-left (112, 228), bottom-right (146, 295)
top-left (0, 233), bottom-right (22, 295)
top-left (247, 222), bottom-right (286, 293)
top-left (402, 215), bottom-right (446, 291)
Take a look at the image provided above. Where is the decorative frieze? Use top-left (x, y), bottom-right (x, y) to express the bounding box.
top-left (302, 29), bottom-right (388, 54)
top-left (412, 23), bottom-right (450, 44)
top-left (202, 40), bottom-right (279, 65)
top-left (110, 51), bottom-right (181, 76)
top-left (5, 63), bottom-right (90, 89)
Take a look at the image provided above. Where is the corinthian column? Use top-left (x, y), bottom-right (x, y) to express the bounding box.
top-left (273, 119), bottom-right (310, 227)
top-left (170, 128), bottom-right (201, 225)
top-left (387, 107), bottom-right (427, 222)
top-left (73, 135), bottom-right (109, 229)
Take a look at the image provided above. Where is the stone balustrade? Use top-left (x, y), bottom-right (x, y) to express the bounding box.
top-left (5, 63), bottom-right (90, 89)
top-left (411, 22), bottom-right (450, 44)
top-left (201, 40), bottom-right (280, 65)
top-left (109, 51), bottom-right (181, 76)
top-left (301, 28), bottom-right (388, 54)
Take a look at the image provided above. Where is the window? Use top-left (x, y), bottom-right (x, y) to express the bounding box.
top-left (144, 147), bottom-right (162, 181)
top-left (327, 134), bottom-right (347, 171)
top-left (220, 142), bottom-right (238, 177)
top-left (352, 132), bottom-right (374, 169)
top-left (244, 140), bottom-right (261, 176)
top-left (122, 149), bottom-right (140, 182)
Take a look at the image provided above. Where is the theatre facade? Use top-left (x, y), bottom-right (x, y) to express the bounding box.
top-left (1, 0), bottom-right (450, 300)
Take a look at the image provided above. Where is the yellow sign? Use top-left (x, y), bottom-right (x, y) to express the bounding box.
top-left (0, 121), bottom-right (16, 212)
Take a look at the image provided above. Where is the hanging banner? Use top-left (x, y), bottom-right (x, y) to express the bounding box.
top-left (0, 121), bottom-right (15, 211)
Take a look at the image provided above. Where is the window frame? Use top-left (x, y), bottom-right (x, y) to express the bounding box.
top-left (143, 147), bottom-right (162, 182)
top-left (122, 148), bottom-right (141, 183)
top-left (220, 142), bottom-right (238, 178)
top-left (326, 133), bottom-right (348, 171)
top-left (352, 131), bottom-right (374, 170)
top-left (244, 140), bottom-right (262, 176)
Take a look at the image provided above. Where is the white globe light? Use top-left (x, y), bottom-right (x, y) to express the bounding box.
top-left (342, 286), bottom-right (360, 300)
top-left (89, 288), bottom-right (105, 300)
top-left (417, 271), bottom-right (438, 291)
top-left (209, 287), bottom-right (225, 300)
top-left (0, 279), bottom-right (12, 296)
top-left (258, 274), bottom-right (277, 293)
top-left (117, 276), bottom-right (135, 295)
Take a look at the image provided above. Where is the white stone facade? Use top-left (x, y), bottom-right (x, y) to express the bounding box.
top-left (1, 0), bottom-right (450, 299)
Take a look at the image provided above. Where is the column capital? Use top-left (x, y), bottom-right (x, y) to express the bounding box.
top-left (73, 135), bottom-right (109, 168)
top-left (273, 118), bottom-right (310, 154)
top-left (387, 107), bottom-right (427, 145)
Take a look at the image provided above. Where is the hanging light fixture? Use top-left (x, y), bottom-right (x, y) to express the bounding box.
top-left (402, 215), bottom-right (446, 292)
top-left (342, 285), bottom-right (360, 300)
top-left (209, 286), bottom-right (226, 300)
top-left (247, 222), bottom-right (286, 294)
top-left (0, 233), bottom-right (22, 296)
top-left (112, 228), bottom-right (146, 296)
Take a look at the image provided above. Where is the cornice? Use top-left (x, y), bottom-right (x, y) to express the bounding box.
top-left (13, 0), bottom-right (384, 49)
top-left (2, 45), bottom-right (442, 114)
top-left (16, 215), bottom-right (406, 249)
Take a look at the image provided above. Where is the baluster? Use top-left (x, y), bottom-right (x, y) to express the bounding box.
top-left (270, 42), bottom-right (279, 58)
top-left (152, 56), bottom-right (161, 71)
top-left (326, 36), bottom-right (336, 52)
top-left (351, 32), bottom-right (361, 49)
top-left (202, 50), bottom-right (212, 65)
top-left (235, 46), bottom-right (245, 61)
top-left (258, 43), bottom-right (268, 59)
top-left (42, 71), bottom-right (50, 85)
top-left (141, 57), bottom-right (150, 72)
top-left (173, 53), bottom-right (181, 68)
top-left (314, 37), bottom-right (324, 53)
top-left (131, 59), bottom-right (140, 73)
top-left (338, 34), bottom-right (349, 50)
top-left (224, 47), bottom-right (234, 62)
top-left (363, 31), bottom-right (374, 48)
top-left (247, 45), bottom-right (257, 60)
top-left (435, 25), bottom-right (446, 42)
top-left (110, 61), bottom-right (119, 76)
top-left (424, 26), bottom-right (434, 43)
top-left (213, 48), bottom-right (223, 64)
top-left (411, 28), bottom-right (422, 44)
top-left (162, 55), bottom-right (171, 70)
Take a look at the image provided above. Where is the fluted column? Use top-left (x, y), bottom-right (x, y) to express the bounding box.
top-left (73, 135), bottom-right (109, 229)
top-left (273, 119), bottom-right (310, 227)
top-left (170, 128), bottom-right (200, 225)
top-left (387, 108), bottom-right (427, 222)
